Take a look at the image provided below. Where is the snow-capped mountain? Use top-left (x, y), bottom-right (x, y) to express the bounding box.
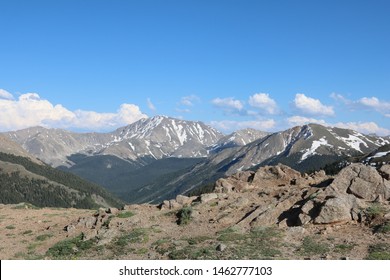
top-left (3, 116), bottom-right (224, 167)
top-left (5, 126), bottom-right (113, 167)
top-left (213, 123), bottom-right (388, 175)
top-left (101, 116), bottom-right (223, 160)
top-left (361, 144), bottom-right (390, 166)
top-left (138, 123), bottom-right (389, 202)
top-left (209, 128), bottom-right (269, 153)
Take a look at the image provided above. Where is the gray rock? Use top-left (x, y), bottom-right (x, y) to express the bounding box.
top-left (298, 213), bottom-right (312, 225)
top-left (200, 193), bottom-right (218, 203)
top-left (64, 225), bottom-right (76, 232)
top-left (107, 208), bottom-right (119, 215)
top-left (215, 178), bottom-right (236, 193)
top-left (314, 196), bottom-right (353, 224)
top-left (379, 165), bottom-right (390, 180)
top-left (175, 195), bottom-right (190, 205)
top-left (77, 216), bottom-right (98, 229)
top-left (216, 244), bottom-right (227, 252)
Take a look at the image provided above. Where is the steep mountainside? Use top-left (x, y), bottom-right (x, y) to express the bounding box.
top-left (361, 144), bottom-right (390, 166)
top-left (209, 128), bottom-right (269, 153)
top-left (4, 126), bottom-right (113, 167)
top-left (0, 151), bottom-right (123, 209)
top-left (102, 116), bottom-right (223, 160)
top-left (4, 116), bottom-right (223, 167)
top-left (0, 135), bottom-right (42, 164)
top-left (136, 124), bottom-right (389, 203)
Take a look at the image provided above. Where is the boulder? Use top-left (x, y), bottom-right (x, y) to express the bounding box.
top-left (107, 208), bottom-right (119, 215)
top-left (252, 164), bottom-right (302, 185)
top-left (313, 194), bottom-right (366, 224)
top-left (215, 178), bottom-right (236, 193)
top-left (231, 171), bottom-right (255, 182)
top-left (379, 165), bottom-right (390, 180)
top-left (216, 244), bottom-right (227, 252)
top-left (200, 193), bottom-right (218, 203)
top-left (160, 200), bottom-right (182, 210)
top-left (326, 164), bottom-right (388, 201)
top-left (314, 197), bottom-right (352, 224)
top-left (176, 195), bottom-right (190, 205)
top-left (77, 216), bottom-right (98, 229)
top-left (64, 225), bottom-right (76, 233)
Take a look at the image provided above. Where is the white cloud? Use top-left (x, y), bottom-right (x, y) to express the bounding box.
top-left (294, 93), bottom-right (334, 116)
top-left (212, 97), bottom-right (244, 114)
top-left (0, 89), bottom-right (14, 100)
top-left (248, 93), bottom-right (278, 114)
top-left (358, 97), bottom-right (390, 115)
top-left (180, 95), bottom-right (200, 106)
top-left (210, 119), bottom-right (276, 133)
top-left (147, 98), bottom-right (156, 111)
top-left (287, 116), bottom-right (327, 127)
top-left (333, 121), bottom-right (390, 136)
top-left (331, 93), bottom-right (390, 117)
top-left (330, 92), bottom-right (351, 105)
top-left (0, 91), bottom-right (147, 131)
top-left (286, 115), bottom-right (390, 136)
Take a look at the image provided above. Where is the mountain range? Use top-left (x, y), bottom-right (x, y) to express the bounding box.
top-left (1, 116), bottom-right (389, 205)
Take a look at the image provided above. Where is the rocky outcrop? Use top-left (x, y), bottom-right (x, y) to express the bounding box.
top-left (299, 164), bottom-right (390, 225)
top-left (160, 195), bottom-right (198, 210)
top-left (213, 163), bottom-right (390, 227)
top-left (61, 163), bottom-right (390, 257)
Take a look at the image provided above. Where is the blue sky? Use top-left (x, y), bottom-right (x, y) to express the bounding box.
top-left (0, 0), bottom-right (389, 135)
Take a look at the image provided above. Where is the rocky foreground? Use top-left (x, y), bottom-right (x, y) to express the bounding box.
top-left (1, 163), bottom-right (390, 260)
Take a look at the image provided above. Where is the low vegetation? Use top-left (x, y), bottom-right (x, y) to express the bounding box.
top-left (116, 211), bottom-right (135, 219)
top-left (0, 152), bottom-right (123, 209)
top-left (177, 206), bottom-right (192, 225)
top-left (299, 237), bottom-right (329, 257)
top-left (46, 233), bottom-right (96, 260)
top-left (366, 243), bottom-right (390, 260)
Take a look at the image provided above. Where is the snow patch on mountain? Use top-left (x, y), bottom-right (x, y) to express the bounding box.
top-left (301, 137), bottom-right (333, 161)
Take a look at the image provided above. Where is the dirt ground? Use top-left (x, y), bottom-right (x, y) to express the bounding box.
top-left (1, 200), bottom-right (389, 260)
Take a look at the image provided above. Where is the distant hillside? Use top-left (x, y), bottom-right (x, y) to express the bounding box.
top-left (0, 152), bottom-right (123, 209)
top-left (59, 155), bottom-right (204, 203)
top-left (135, 124), bottom-right (389, 203)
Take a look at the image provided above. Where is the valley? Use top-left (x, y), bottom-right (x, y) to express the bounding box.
top-left (1, 117), bottom-right (390, 260)
top-left (2, 116), bottom-right (389, 204)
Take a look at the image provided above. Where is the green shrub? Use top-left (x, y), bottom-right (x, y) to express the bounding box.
top-left (46, 233), bottom-right (95, 259)
top-left (177, 206), bottom-right (192, 225)
top-left (300, 237), bottom-right (329, 256)
top-left (366, 203), bottom-right (386, 219)
top-left (36, 234), bottom-right (53, 242)
top-left (375, 222), bottom-right (390, 234)
top-left (366, 243), bottom-right (390, 260)
top-left (117, 211), bottom-right (135, 219)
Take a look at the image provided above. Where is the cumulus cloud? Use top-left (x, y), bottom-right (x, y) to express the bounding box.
top-left (286, 115), bottom-right (390, 136)
top-left (211, 97), bottom-right (244, 114)
top-left (287, 116), bottom-right (327, 127)
top-left (358, 97), bottom-right (390, 116)
top-left (0, 91), bottom-right (147, 131)
top-left (294, 93), bottom-right (334, 116)
top-left (331, 93), bottom-right (390, 117)
top-left (180, 95), bottom-right (200, 106)
top-left (0, 89), bottom-right (14, 100)
top-left (333, 121), bottom-right (390, 136)
top-left (147, 98), bottom-right (156, 111)
top-left (248, 93), bottom-right (278, 114)
top-left (210, 119), bottom-right (276, 133)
